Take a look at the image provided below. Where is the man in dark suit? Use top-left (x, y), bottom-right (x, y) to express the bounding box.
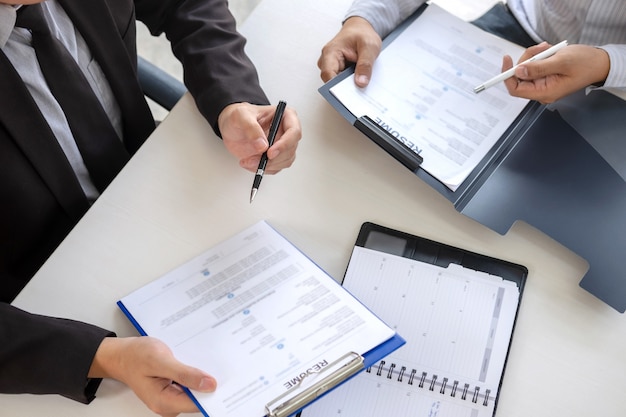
top-left (0, 0), bottom-right (301, 414)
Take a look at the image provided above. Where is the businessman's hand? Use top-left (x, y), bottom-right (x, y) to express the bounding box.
top-left (218, 102), bottom-right (301, 174)
top-left (89, 337), bottom-right (217, 417)
top-left (318, 16), bottom-right (382, 87)
top-left (502, 42), bottom-right (610, 103)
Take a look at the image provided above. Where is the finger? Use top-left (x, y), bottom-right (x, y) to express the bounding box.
top-left (501, 55), bottom-right (517, 91)
top-left (129, 363), bottom-right (212, 416)
top-left (155, 381), bottom-right (204, 415)
top-left (170, 366), bottom-right (217, 393)
top-left (235, 104), bottom-right (301, 172)
top-left (516, 41), bottom-right (550, 63)
top-left (501, 54), bottom-right (514, 72)
top-left (263, 112), bottom-right (301, 173)
top-left (265, 138), bottom-right (297, 173)
top-left (266, 108), bottom-right (301, 160)
top-left (239, 134), bottom-right (297, 173)
top-left (505, 76), bottom-right (552, 102)
top-left (242, 111), bottom-right (271, 156)
top-left (153, 351), bottom-right (217, 393)
top-left (264, 154), bottom-right (296, 175)
top-left (239, 137), bottom-right (297, 173)
top-left (318, 51), bottom-right (345, 83)
top-left (515, 57), bottom-right (563, 81)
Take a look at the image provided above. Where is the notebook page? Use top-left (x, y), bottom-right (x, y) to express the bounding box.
top-left (301, 246), bottom-right (519, 417)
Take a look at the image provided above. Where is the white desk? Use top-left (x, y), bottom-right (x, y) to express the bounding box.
top-left (8, 0), bottom-right (626, 415)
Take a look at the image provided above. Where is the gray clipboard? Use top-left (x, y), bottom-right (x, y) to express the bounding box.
top-left (318, 4), bottom-right (626, 313)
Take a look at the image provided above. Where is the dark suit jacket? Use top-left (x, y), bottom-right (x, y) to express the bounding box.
top-left (0, 0), bottom-right (268, 403)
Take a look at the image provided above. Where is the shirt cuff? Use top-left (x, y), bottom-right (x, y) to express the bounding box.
top-left (585, 44), bottom-right (626, 100)
top-left (600, 44), bottom-right (626, 89)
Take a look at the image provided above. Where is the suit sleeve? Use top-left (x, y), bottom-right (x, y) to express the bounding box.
top-left (134, 0), bottom-right (270, 135)
top-left (0, 303), bottom-right (114, 403)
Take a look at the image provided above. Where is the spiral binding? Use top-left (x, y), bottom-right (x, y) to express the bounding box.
top-left (366, 360), bottom-right (491, 407)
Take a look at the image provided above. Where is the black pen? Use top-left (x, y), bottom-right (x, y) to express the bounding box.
top-left (250, 100), bottom-right (287, 203)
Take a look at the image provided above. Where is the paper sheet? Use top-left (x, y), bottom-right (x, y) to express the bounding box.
top-left (301, 246), bottom-right (520, 417)
top-left (118, 222), bottom-right (397, 417)
top-left (330, 5), bottom-right (529, 190)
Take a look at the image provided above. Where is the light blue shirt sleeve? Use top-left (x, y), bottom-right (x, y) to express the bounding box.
top-left (344, 0), bottom-right (425, 38)
top-left (597, 44), bottom-right (626, 91)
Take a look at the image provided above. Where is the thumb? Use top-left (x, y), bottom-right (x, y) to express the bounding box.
top-left (160, 356), bottom-right (217, 392)
top-left (354, 52), bottom-right (376, 87)
top-left (240, 113), bottom-right (269, 156)
top-left (515, 60), bottom-right (554, 80)
top-left (223, 110), bottom-right (268, 160)
top-left (513, 42), bottom-right (553, 80)
top-left (353, 40), bottom-right (381, 87)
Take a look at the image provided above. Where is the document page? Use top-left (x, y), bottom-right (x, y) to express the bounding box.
top-left (118, 222), bottom-right (397, 417)
top-left (301, 246), bottom-right (520, 417)
top-left (329, 5), bottom-right (529, 190)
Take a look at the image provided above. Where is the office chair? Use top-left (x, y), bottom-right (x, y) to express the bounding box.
top-left (137, 56), bottom-right (187, 111)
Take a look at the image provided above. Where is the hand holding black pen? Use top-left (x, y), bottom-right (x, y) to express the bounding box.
top-left (250, 100), bottom-right (287, 202)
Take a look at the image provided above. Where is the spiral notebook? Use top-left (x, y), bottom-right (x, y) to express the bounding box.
top-left (299, 222), bottom-right (526, 417)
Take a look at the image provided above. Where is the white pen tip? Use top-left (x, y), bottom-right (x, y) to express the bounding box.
top-left (474, 85), bottom-right (485, 94)
top-left (250, 188), bottom-right (258, 203)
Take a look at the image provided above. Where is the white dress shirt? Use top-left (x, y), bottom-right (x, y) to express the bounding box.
top-left (0, 1), bottom-right (124, 202)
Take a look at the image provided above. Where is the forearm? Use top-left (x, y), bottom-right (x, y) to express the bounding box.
top-left (345, 0), bottom-right (425, 38)
top-left (136, 0), bottom-right (269, 135)
top-left (0, 303), bottom-right (114, 403)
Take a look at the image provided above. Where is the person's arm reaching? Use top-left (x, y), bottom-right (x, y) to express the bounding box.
top-left (318, 16), bottom-right (382, 87)
top-left (0, 303), bottom-right (113, 403)
top-left (137, 0), bottom-right (301, 176)
top-left (317, 0), bottom-right (423, 87)
top-left (1, 303), bottom-right (216, 415)
top-left (502, 42), bottom-right (611, 103)
top-left (89, 337), bottom-right (216, 416)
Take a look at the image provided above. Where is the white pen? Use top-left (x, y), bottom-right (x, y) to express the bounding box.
top-left (474, 40), bottom-right (568, 94)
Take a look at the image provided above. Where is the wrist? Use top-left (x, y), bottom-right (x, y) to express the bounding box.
top-left (88, 336), bottom-right (124, 380)
top-left (342, 16), bottom-right (375, 31)
top-left (592, 47), bottom-right (610, 86)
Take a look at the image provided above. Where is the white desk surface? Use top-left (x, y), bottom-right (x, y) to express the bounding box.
top-left (8, 0), bottom-right (626, 415)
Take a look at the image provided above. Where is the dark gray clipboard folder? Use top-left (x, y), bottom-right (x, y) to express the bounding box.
top-left (297, 222), bottom-right (527, 417)
top-left (319, 4), bottom-right (626, 313)
top-left (356, 222), bottom-right (526, 417)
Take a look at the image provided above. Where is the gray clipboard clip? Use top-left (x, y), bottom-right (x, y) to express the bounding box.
top-left (265, 352), bottom-right (364, 417)
top-left (354, 115), bottom-right (423, 172)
